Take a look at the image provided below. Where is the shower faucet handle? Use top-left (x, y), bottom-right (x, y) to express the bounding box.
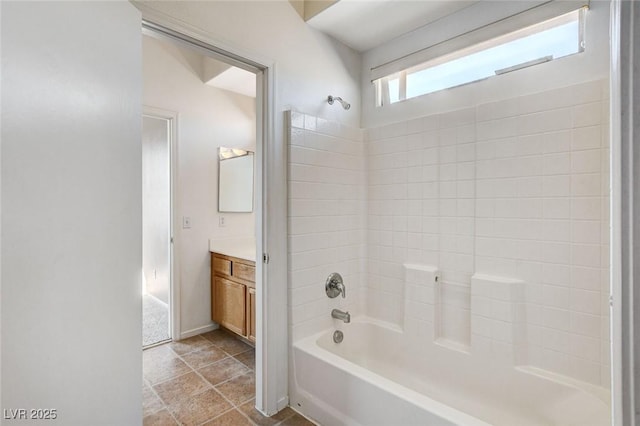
top-left (325, 272), bottom-right (345, 298)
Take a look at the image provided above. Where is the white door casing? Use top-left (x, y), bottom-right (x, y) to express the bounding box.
top-left (139, 9), bottom-right (285, 415)
top-left (143, 106), bottom-right (180, 343)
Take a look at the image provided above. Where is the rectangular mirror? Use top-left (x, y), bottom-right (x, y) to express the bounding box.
top-left (218, 147), bottom-right (254, 213)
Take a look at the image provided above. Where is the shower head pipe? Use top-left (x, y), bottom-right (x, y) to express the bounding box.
top-left (327, 95), bottom-right (351, 110)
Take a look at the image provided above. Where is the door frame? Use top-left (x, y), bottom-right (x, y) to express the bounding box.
top-left (139, 11), bottom-right (284, 416)
top-left (142, 106), bottom-right (180, 343)
top-left (610, 0), bottom-right (639, 423)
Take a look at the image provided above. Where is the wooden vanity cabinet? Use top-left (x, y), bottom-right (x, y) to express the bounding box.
top-left (211, 252), bottom-right (256, 343)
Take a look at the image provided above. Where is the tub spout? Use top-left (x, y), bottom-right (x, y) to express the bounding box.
top-left (331, 309), bottom-right (350, 323)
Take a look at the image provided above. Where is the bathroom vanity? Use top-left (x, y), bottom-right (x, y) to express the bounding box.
top-left (210, 250), bottom-right (256, 343)
top-left (210, 146), bottom-right (256, 343)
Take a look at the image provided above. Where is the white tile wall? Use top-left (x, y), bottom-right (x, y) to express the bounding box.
top-left (403, 264), bottom-right (438, 341)
top-left (367, 107), bottom-right (478, 338)
top-left (287, 111), bottom-right (366, 341)
top-left (365, 79), bottom-right (610, 387)
top-left (470, 274), bottom-right (525, 364)
top-left (475, 80), bottom-right (610, 386)
top-left (287, 79), bottom-right (610, 388)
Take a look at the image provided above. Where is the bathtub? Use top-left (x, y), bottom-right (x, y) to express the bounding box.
top-left (292, 318), bottom-right (610, 426)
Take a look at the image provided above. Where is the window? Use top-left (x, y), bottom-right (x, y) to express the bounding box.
top-left (375, 8), bottom-right (586, 106)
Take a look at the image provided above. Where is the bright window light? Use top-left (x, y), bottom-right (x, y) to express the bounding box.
top-left (388, 78), bottom-right (400, 104)
top-left (375, 8), bottom-right (585, 106)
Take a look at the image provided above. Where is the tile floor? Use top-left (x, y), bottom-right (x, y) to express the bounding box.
top-left (143, 330), bottom-right (314, 426)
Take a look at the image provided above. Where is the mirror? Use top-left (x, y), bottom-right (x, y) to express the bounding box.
top-left (218, 147), bottom-right (254, 213)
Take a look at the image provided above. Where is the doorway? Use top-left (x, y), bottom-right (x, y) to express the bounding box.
top-left (142, 111), bottom-right (175, 348)
top-left (140, 18), bottom-right (275, 421)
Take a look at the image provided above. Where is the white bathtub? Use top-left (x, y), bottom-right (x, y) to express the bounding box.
top-left (292, 318), bottom-right (610, 426)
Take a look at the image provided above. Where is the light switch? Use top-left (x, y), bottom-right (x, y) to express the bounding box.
top-left (182, 216), bottom-right (191, 229)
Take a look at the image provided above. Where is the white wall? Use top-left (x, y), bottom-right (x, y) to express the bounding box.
top-left (143, 35), bottom-right (256, 336)
top-left (361, 0), bottom-right (611, 128)
top-left (1, 2), bottom-right (142, 424)
top-left (137, 1), bottom-right (362, 129)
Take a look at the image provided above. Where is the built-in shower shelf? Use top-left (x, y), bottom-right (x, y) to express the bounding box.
top-left (434, 280), bottom-right (472, 351)
top-left (434, 337), bottom-right (470, 354)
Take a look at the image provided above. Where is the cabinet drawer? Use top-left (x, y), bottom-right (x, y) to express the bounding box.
top-left (233, 262), bottom-right (255, 283)
top-left (213, 256), bottom-right (232, 276)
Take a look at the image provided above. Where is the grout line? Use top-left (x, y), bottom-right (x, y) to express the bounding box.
top-left (143, 369), bottom-right (182, 425)
top-left (166, 408), bottom-right (181, 426)
top-left (201, 334), bottom-right (254, 353)
top-left (149, 366), bottom-right (197, 388)
top-left (182, 355), bottom-right (231, 372)
top-left (143, 376), bottom-right (153, 389)
top-left (143, 384), bottom-right (166, 418)
top-left (208, 367), bottom-right (253, 389)
top-left (145, 355), bottom-right (197, 387)
top-left (155, 361), bottom-right (218, 424)
top-left (190, 368), bottom-right (243, 419)
top-left (234, 409), bottom-right (260, 426)
top-left (177, 337), bottom-right (254, 371)
top-left (230, 397), bottom-right (299, 426)
top-left (196, 405), bottom-right (256, 426)
top-left (144, 334), bottom-right (258, 425)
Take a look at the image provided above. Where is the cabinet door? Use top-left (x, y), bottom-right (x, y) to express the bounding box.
top-left (214, 277), bottom-right (246, 336)
top-left (247, 287), bottom-right (256, 343)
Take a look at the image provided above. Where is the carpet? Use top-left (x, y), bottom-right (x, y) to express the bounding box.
top-left (143, 294), bottom-right (170, 347)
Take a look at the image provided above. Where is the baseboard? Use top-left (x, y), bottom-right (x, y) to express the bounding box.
top-left (143, 292), bottom-right (169, 307)
top-left (179, 323), bottom-right (218, 340)
top-left (277, 396), bottom-right (289, 412)
top-left (256, 396), bottom-right (291, 418)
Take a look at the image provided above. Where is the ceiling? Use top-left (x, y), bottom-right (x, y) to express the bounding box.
top-left (306, 0), bottom-right (479, 52)
top-left (204, 63), bottom-right (256, 98)
top-left (148, 33), bottom-right (256, 98)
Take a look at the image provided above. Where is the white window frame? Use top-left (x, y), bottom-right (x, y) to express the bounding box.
top-left (371, 2), bottom-right (589, 107)
top-left (376, 7), bottom-right (586, 106)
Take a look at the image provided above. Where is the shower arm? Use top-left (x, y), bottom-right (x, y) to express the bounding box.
top-left (327, 95), bottom-right (351, 110)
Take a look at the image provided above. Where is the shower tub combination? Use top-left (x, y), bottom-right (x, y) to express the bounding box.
top-left (292, 318), bottom-right (610, 426)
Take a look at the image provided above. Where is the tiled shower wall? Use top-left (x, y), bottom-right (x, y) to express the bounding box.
top-left (365, 79), bottom-right (610, 387)
top-left (287, 111), bottom-right (366, 341)
top-left (287, 79), bottom-right (610, 387)
top-left (368, 107), bottom-right (478, 342)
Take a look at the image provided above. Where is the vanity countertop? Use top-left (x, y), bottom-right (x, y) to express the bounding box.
top-left (209, 238), bottom-right (256, 262)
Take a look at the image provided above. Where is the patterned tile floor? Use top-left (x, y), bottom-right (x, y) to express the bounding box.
top-left (143, 330), bottom-right (314, 426)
